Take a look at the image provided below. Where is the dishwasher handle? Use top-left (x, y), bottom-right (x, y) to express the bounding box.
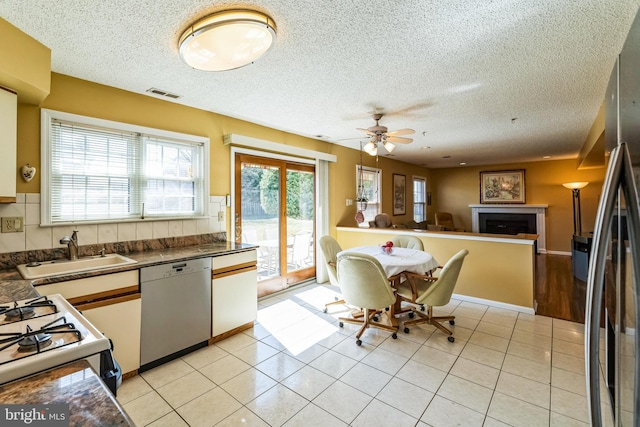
top-left (172, 263), bottom-right (187, 272)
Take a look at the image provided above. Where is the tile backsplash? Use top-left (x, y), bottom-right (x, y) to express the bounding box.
top-left (0, 194), bottom-right (228, 255)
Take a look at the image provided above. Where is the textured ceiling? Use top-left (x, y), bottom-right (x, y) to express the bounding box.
top-left (1, 0), bottom-right (639, 168)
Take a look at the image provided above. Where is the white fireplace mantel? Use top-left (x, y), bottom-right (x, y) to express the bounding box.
top-left (469, 204), bottom-right (548, 253)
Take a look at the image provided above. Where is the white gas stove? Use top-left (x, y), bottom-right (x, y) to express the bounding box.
top-left (0, 294), bottom-right (120, 393)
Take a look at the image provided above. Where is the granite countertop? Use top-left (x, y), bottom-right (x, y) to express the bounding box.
top-left (0, 240), bottom-right (257, 303)
top-left (0, 240), bottom-right (257, 425)
top-left (0, 360), bottom-right (134, 426)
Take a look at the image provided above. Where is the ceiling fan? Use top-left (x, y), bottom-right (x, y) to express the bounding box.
top-left (357, 113), bottom-right (415, 156)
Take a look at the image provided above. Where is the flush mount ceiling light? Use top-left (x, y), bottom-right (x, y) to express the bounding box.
top-left (179, 9), bottom-right (277, 71)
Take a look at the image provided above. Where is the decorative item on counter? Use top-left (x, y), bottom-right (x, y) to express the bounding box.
top-left (381, 240), bottom-right (394, 254)
top-left (21, 164), bottom-right (36, 182)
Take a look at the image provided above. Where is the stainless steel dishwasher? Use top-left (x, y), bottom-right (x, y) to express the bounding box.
top-left (139, 257), bottom-right (211, 371)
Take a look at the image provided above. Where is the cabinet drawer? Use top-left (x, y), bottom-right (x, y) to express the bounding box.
top-left (212, 250), bottom-right (257, 271)
top-left (36, 270), bottom-right (139, 302)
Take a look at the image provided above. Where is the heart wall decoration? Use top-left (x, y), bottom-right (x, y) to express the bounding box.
top-left (21, 164), bottom-right (36, 182)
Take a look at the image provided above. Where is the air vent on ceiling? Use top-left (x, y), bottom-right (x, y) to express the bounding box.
top-left (146, 88), bottom-right (182, 99)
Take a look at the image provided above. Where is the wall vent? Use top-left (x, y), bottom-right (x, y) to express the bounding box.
top-left (146, 88), bottom-right (182, 99)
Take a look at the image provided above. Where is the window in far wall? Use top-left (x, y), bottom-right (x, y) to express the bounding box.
top-left (356, 165), bottom-right (381, 226)
top-left (413, 176), bottom-right (426, 222)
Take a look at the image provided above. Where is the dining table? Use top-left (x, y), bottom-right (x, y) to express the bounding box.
top-left (337, 245), bottom-right (440, 315)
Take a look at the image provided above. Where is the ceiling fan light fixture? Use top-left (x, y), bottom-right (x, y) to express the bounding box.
top-left (364, 141), bottom-right (376, 153)
top-left (383, 141), bottom-right (395, 153)
top-left (179, 9), bottom-right (277, 71)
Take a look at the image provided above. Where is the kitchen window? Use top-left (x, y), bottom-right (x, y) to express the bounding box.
top-left (41, 109), bottom-right (209, 225)
top-left (356, 165), bottom-right (381, 226)
top-left (413, 176), bottom-right (426, 222)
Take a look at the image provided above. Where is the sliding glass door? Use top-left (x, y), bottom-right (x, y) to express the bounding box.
top-left (235, 154), bottom-right (315, 297)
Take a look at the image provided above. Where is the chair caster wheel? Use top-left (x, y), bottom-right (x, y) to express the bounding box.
top-left (392, 333), bottom-right (397, 339)
top-left (448, 336), bottom-right (455, 343)
top-left (408, 312), bottom-right (414, 319)
top-left (385, 307), bottom-right (389, 311)
top-left (339, 322), bottom-right (344, 328)
top-left (373, 316), bottom-right (379, 322)
top-left (404, 327), bottom-right (409, 334)
top-left (356, 339), bottom-right (362, 346)
top-left (323, 308), bottom-right (328, 313)
top-left (334, 296), bottom-right (339, 301)
top-left (420, 306), bottom-right (425, 311)
top-left (449, 320), bottom-right (455, 325)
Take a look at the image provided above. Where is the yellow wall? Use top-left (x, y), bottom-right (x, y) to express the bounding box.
top-left (336, 227), bottom-right (535, 309)
top-left (430, 159), bottom-right (606, 253)
top-left (14, 73), bottom-right (606, 254)
top-left (330, 149), bottom-right (433, 227)
top-left (0, 17), bottom-right (50, 104)
top-left (15, 73), bottom-right (429, 235)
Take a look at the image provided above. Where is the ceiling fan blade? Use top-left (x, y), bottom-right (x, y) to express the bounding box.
top-left (335, 137), bottom-right (369, 142)
top-left (356, 128), bottom-right (375, 135)
top-left (386, 128), bottom-right (415, 137)
top-left (386, 136), bottom-right (413, 144)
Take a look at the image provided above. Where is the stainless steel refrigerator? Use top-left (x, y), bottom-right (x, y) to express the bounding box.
top-left (585, 9), bottom-right (640, 426)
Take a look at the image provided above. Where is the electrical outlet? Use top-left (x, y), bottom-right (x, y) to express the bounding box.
top-left (217, 211), bottom-right (225, 222)
top-left (1, 217), bottom-right (24, 233)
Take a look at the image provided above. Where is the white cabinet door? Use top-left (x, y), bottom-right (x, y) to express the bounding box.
top-left (211, 250), bottom-right (258, 337)
top-left (0, 87), bottom-right (16, 202)
top-left (212, 269), bottom-right (257, 336)
top-left (37, 271), bottom-right (141, 375)
top-left (78, 295), bottom-right (142, 375)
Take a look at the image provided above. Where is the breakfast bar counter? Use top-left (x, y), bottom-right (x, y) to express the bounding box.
top-left (336, 226), bottom-right (537, 312)
top-left (0, 360), bottom-right (134, 426)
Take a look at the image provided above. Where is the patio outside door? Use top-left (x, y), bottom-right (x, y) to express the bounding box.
top-left (235, 154), bottom-right (315, 297)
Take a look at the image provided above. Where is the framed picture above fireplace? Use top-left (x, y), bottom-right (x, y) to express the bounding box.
top-left (480, 169), bottom-right (525, 204)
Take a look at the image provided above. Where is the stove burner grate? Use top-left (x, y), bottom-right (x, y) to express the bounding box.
top-left (3, 306), bottom-right (36, 321)
top-left (0, 296), bottom-right (58, 323)
top-left (0, 316), bottom-right (83, 358)
top-left (17, 330), bottom-right (52, 353)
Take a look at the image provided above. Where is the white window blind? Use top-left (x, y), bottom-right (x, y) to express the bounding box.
top-left (413, 176), bottom-right (426, 222)
top-left (42, 110), bottom-right (208, 225)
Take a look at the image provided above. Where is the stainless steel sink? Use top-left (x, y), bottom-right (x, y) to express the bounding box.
top-left (17, 254), bottom-right (137, 279)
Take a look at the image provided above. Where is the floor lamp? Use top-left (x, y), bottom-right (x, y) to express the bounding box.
top-left (562, 182), bottom-right (589, 235)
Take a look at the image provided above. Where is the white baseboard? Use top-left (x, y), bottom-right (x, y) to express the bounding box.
top-left (452, 293), bottom-right (536, 315)
top-left (545, 250), bottom-right (571, 256)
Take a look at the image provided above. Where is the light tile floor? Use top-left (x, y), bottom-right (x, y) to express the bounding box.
top-left (118, 282), bottom-right (592, 426)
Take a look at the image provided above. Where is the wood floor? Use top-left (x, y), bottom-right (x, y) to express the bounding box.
top-left (535, 253), bottom-right (587, 323)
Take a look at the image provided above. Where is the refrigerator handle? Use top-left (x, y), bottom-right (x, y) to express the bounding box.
top-left (619, 142), bottom-right (640, 424)
top-left (585, 143), bottom-right (624, 425)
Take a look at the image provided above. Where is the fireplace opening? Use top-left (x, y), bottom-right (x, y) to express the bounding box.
top-left (479, 213), bottom-right (536, 235)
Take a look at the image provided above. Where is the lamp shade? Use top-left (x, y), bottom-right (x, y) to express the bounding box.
top-left (562, 182), bottom-right (589, 190)
top-left (179, 9), bottom-right (276, 71)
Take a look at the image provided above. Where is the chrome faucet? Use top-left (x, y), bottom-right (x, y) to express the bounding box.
top-left (60, 230), bottom-right (79, 260)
